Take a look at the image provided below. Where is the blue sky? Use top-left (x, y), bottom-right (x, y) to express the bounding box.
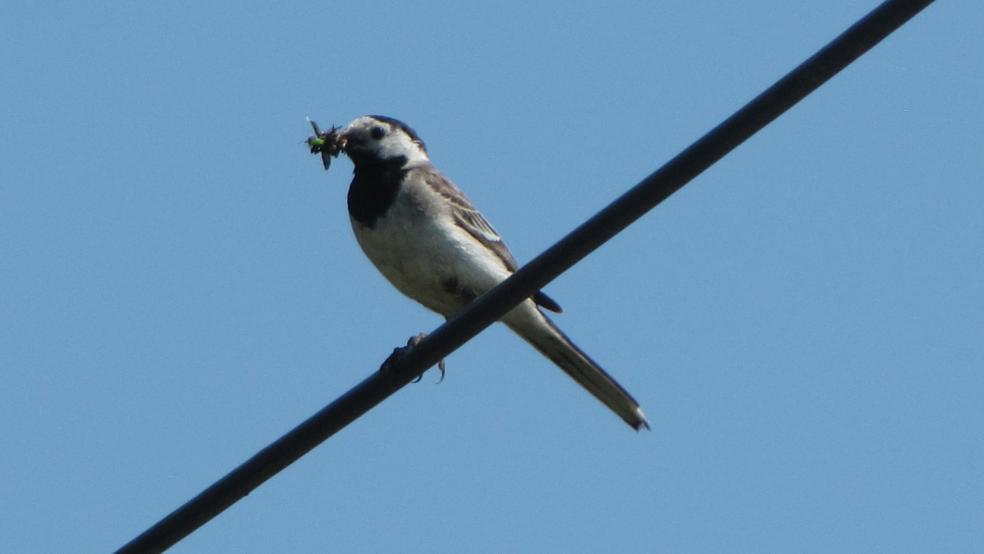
top-left (2, 2), bottom-right (981, 552)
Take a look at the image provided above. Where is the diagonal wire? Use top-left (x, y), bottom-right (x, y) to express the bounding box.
top-left (116, 1), bottom-right (934, 551)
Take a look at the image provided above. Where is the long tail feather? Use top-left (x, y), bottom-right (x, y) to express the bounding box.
top-left (506, 307), bottom-right (649, 431)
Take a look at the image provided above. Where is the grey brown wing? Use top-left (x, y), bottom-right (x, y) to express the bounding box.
top-left (422, 169), bottom-right (562, 313)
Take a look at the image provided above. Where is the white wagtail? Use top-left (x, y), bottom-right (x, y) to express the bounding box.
top-left (308, 115), bottom-right (648, 430)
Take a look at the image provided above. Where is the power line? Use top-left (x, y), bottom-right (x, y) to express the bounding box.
top-left (116, 1), bottom-right (934, 551)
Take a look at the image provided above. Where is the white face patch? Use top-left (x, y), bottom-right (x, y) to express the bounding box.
top-left (343, 116), bottom-right (430, 166)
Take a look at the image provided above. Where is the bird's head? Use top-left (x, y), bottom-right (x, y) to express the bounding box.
top-left (337, 115), bottom-right (429, 168)
top-left (306, 115), bottom-right (429, 171)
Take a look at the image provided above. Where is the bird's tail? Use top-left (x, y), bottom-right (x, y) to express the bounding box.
top-left (505, 306), bottom-right (649, 431)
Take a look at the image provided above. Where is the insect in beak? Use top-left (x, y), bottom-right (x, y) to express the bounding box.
top-left (306, 117), bottom-right (345, 171)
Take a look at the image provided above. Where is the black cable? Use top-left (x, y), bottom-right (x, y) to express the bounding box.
top-left (116, 1), bottom-right (934, 551)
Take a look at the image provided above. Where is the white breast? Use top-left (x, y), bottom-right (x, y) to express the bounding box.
top-left (351, 176), bottom-right (512, 317)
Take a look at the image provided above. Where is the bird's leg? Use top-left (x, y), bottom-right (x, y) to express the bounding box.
top-left (379, 333), bottom-right (446, 383)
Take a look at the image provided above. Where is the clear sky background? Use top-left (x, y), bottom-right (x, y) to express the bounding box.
top-left (2, 2), bottom-right (981, 552)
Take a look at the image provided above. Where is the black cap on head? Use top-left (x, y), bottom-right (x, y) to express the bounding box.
top-left (369, 115), bottom-right (427, 153)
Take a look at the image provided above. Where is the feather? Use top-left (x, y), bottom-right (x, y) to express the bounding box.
top-left (423, 171), bottom-right (562, 312)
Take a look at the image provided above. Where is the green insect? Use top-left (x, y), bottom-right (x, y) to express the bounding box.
top-left (306, 118), bottom-right (344, 171)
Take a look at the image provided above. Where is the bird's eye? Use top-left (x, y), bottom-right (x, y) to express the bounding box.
top-left (370, 126), bottom-right (386, 140)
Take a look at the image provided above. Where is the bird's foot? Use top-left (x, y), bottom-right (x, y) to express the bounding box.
top-left (379, 333), bottom-right (446, 383)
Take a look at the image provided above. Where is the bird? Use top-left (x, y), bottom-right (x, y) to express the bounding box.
top-left (314, 115), bottom-right (649, 430)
